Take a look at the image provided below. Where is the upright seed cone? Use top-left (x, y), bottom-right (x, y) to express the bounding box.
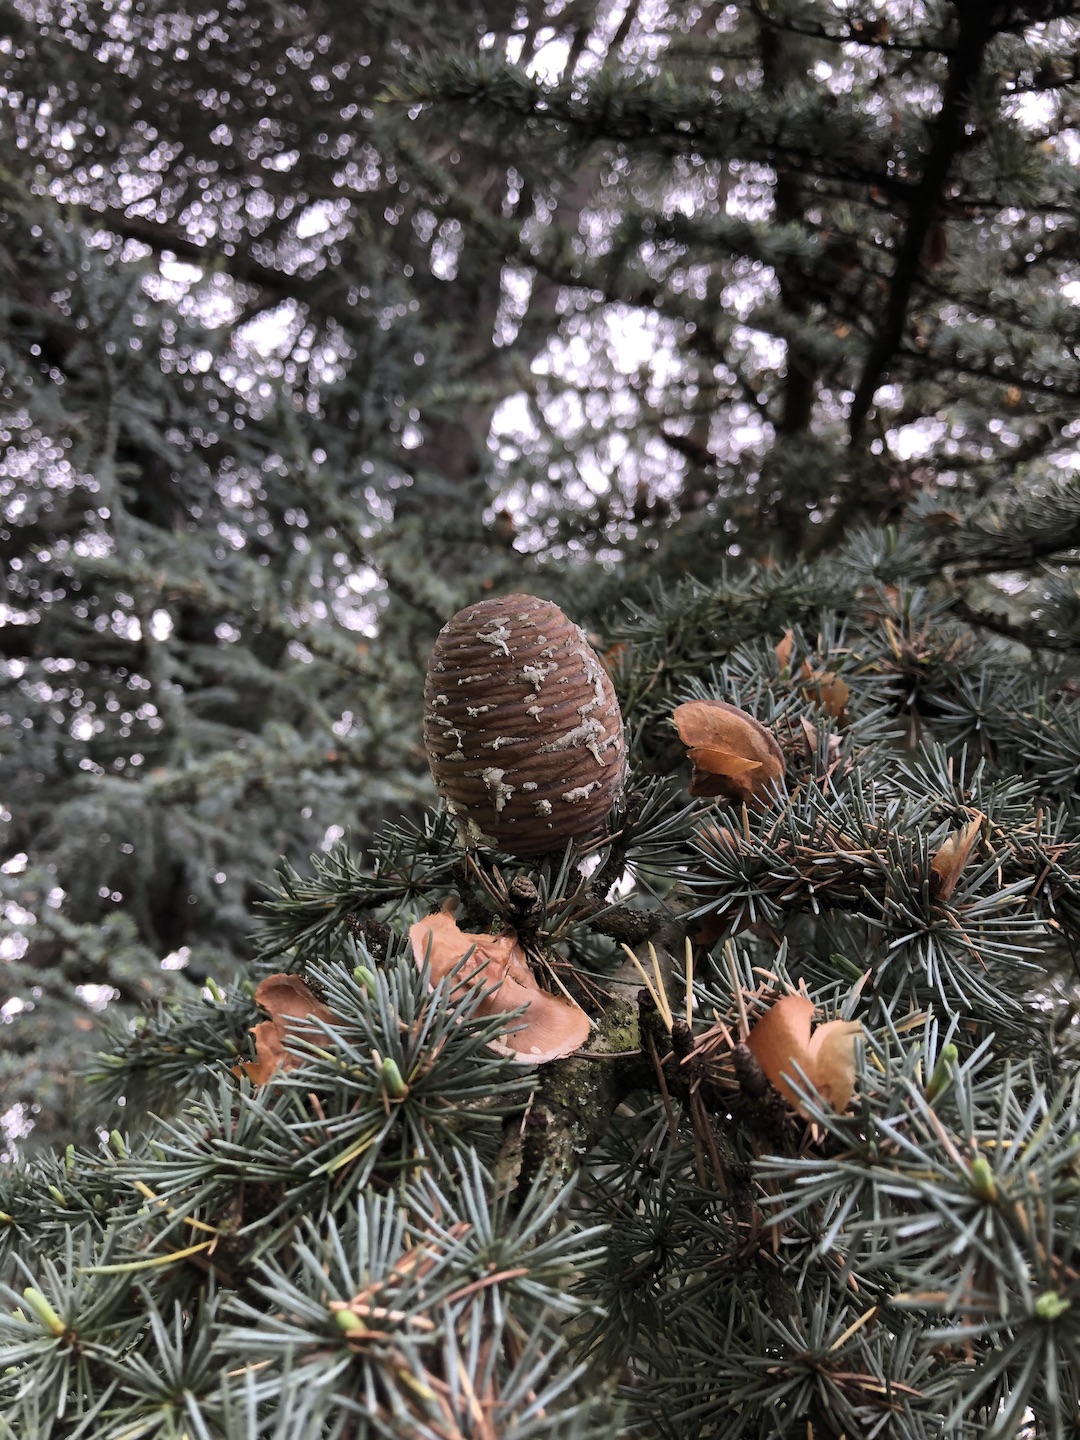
top-left (424, 593), bottom-right (626, 857)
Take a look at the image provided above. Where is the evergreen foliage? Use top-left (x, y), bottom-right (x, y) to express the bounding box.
top-left (3, 1), bottom-right (1080, 1435)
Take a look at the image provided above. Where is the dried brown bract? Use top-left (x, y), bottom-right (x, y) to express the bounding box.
top-left (241, 973), bottom-right (338, 1086)
top-left (800, 660), bottom-right (850, 718)
top-left (745, 994), bottom-right (862, 1117)
top-left (410, 905), bottom-right (591, 1064)
top-left (672, 699), bottom-right (786, 804)
top-left (930, 814), bottom-right (985, 901)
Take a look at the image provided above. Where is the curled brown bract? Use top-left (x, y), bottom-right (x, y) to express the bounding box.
top-left (240, 973), bottom-right (337, 1085)
top-left (409, 906), bottom-right (591, 1064)
top-left (745, 994), bottom-right (862, 1117)
top-left (930, 814), bottom-right (984, 901)
top-left (672, 699), bottom-right (786, 804)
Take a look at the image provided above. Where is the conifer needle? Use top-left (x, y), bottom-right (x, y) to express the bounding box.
top-left (684, 935), bottom-right (695, 1028)
top-left (620, 943), bottom-right (672, 1032)
top-left (79, 1238), bottom-right (216, 1273)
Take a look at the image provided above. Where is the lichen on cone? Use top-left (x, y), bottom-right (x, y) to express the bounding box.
top-left (424, 593), bottom-right (626, 857)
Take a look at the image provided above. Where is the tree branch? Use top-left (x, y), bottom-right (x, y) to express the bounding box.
top-left (929, 525), bottom-right (1080, 576)
top-left (950, 593), bottom-right (1080, 651)
top-left (848, 3), bottom-right (995, 440)
top-left (89, 207), bottom-right (340, 309)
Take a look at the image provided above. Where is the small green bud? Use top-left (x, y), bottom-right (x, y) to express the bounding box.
top-left (22, 1287), bottom-right (65, 1336)
top-left (46, 1185), bottom-right (67, 1207)
top-left (205, 977), bottom-right (226, 1003)
top-left (108, 1130), bottom-right (127, 1158)
top-left (0, 1212), bottom-right (14, 1225)
top-left (926, 1043), bottom-right (959, 1102)
top-left (64, 1143), bottom-right (76, 1175)
top-left (829, 952), bottom-right (863, 981)
top-left (334, 1308), bottom-right (366, 1333)
top-left (969, 1157), bottom-right (997, 1202)
top-left (353, 966), bottom-right (377, 995)
top-left (380, 1057), bottom-right (408, 1098)
top-left (184, 1047), bottom-right (203, 1058)
top-left (1035, 1292), bottom-right (1071, 1322)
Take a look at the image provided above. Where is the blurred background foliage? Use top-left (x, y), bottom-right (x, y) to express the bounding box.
top-left (2, 0), bottom-right (1079, 1157)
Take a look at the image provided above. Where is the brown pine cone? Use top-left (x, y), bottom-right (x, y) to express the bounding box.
top-left (424, 593), bottom-right (626, 857)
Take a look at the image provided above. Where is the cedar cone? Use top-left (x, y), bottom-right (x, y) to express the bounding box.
top-left (424, 594), bottom-right (626, 857)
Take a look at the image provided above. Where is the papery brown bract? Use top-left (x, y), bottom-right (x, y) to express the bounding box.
top-left (409, 906), bottom-right (591, 1064)
top-left (774, 629), bottom-right (795, 672)
top-left (672, 699), bottom-right (786, 804)
top-left (240, 973), bottom-right (338, 1085)
top-left (799, 660), bottom-right (850, 718)
top-left (745, 994), bottom-right (862, 1117)
top-left (930, 814), bottom-right (984, 901)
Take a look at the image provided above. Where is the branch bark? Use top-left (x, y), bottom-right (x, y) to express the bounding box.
top-left (950, 593), bottom-right (1080, 652)
top-left (847, 3), bottom-right (995, 440)
top-left (91, 208), bottom-right (332, 303)
top-left (923, 515), bottom-right (1080, 577)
